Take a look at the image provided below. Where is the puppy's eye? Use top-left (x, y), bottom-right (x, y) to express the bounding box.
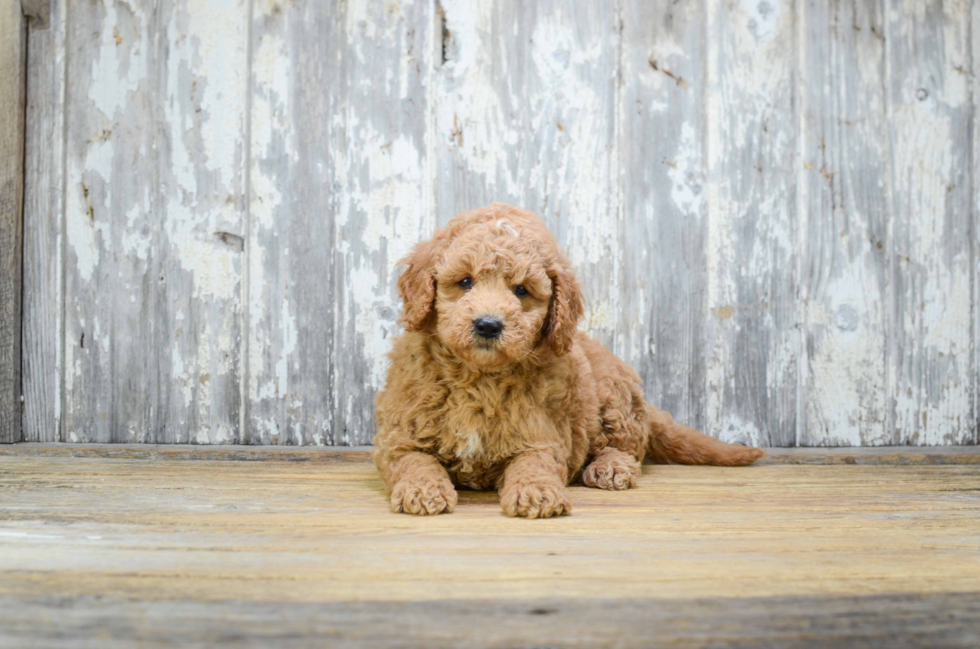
top-left (514, 285), bottom-right (529, 298)
top-left (457, 277), bottom-right (473, 290)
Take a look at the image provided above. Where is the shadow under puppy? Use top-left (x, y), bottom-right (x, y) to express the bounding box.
top-left (374, 203), bottom-right (764, 518)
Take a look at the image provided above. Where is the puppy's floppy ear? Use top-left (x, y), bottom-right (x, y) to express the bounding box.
top-left (543, 264), bottom-right (584, 356)
top-left (397, 238), bottom-right (441, 332)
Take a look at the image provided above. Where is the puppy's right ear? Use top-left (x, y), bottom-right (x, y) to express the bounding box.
top-left (397, 239), bottom-right (440, 331)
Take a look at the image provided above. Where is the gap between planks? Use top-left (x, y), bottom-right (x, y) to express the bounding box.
top-left (1, 443), bottom-right (978, 465)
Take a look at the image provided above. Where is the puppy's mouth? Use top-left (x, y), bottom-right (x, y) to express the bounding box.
top-left (472, 338), bottom-right (499, 351)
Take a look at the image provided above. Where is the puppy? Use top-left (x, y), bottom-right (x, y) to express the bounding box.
top-left (373, 203), bottom-right (764, 518)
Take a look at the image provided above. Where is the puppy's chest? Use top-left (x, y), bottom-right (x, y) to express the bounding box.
top-left (437, 382), bottom-right (554, 480)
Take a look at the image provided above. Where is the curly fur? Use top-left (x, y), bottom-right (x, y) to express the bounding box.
top-left (374, 203), bottom-right (764, 518)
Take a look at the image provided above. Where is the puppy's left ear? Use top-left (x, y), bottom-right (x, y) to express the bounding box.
top-left (397, 238), bottom-right (441, 331)
top-left (543, 265), bottom-right (584, 356)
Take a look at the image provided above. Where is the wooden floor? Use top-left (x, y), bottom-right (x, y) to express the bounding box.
top-left (1, 446), bottom-right (979, 647)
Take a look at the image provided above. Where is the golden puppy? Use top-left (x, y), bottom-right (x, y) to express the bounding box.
top-left (373, 203), bottom-right (764, 518)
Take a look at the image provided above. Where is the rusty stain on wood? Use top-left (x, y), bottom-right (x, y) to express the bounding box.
top-left (647, 58), bottom-right (687, 88)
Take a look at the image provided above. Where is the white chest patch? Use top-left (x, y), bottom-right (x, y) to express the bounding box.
top-left (454, 430), bottom-right (484, 460)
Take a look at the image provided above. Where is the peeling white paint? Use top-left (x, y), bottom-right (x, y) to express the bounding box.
top-left (717, 414), bottom-right (763, 447)
top-left (887, 0), bottom-right (974, 444)
top-left (668, 123), bottom-right (703, 219)
top-left (87, 2), bottom-right (145, 120)
top-left (705, 0), bottom-right (797, 445)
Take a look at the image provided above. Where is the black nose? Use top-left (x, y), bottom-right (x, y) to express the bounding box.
top-left (473, 316), bottom-right (503, 340)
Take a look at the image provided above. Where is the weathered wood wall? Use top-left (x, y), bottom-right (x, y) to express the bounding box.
top-left (20, 0), bottom-right (980, 446)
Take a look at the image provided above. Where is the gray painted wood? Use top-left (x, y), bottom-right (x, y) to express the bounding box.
top-left (20, 0), bottom-right (50, 28)
top-left (800, 0), bottom-right (891, 446)
top-left (0, 0), bottom-right (26, 444)
top-left (620, 0), bottom-right (708, 434)
top-left (703, 0), bottom-right (799, 447)
top-left (23, 0), bottom-right (67, 443)
top-left (435, 0), bottom-right (621, 357)
top-left (975, 0), bottom-right (980, 446)
top-left (19, 0), bottom-right (980, 446)
top-left (888, 1), bottom-right (975, 445)
top-left (245, 0), bottom-right (341, 445)
top-left (61, 0), bottom-right (247, 443)
top-left (247, 0), bottom-right (433, 445)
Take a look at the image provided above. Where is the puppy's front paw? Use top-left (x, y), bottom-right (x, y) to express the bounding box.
top-left (390, 476), bottom-right (458, 515)
top-left (500, 481), bottom-right (571, 519)
top-left (582, 449), bottom-right (639, 491)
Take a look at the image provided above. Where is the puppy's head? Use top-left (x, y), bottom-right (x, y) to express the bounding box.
top-left (397, 204), bottom-right (583, 370)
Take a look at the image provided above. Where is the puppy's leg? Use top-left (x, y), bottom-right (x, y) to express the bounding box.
top-left (582, 385), bottom-right (645, 491)
top-left (386, 452), bottom-right (458, 516)
top-left (498, 450), bottom-right (572, 518)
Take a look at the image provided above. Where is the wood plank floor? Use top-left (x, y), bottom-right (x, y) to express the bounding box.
top-left (0, 447), bottom-right (978, 647)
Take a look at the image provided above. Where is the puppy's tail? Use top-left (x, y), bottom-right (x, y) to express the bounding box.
top-left (645, 406), bottom-right (765, 466)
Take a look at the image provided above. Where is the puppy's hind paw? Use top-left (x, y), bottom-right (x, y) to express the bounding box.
top-left (390, 476), bottom-right (458, 516)
top-left (582, 449), bottom-right (640, 491)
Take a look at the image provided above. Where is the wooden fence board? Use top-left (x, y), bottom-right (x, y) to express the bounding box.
top-left (888, 0), bottom-right (974, 445)
top-left (703, 0), bottom-right (800, 447)
top-left (620, 0), bottom-right (708, 432)
top-left (62, 0), bottom-right (248, 443)
top-left (0, 0), bottom-right (26, 443)
top-left (22, 0), bottom-right (68, 442)
top-left (435, 0), bottom-right (621, 356)
top-left (246, 0), bottom-right (433, 445)
top-left (245, 0), bottom-right (343, 445)
top-left (800, 0), bottom-right (891, 445)
top-left (975, 0), bottom-right (980, 445)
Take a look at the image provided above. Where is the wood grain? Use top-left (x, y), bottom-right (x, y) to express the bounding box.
top-left (245, 0), bottom-right (343, 445)
top-left (61, 0), bottom-right (248, 443)
top-left (22, 0), bottom-right (67, 443)
top-left (704, 0), bottom-right (799, 447)
top-left (0, 0), bottom-right (26, 444)
top-left (620, 0), bottom-right (707, 432)
top-left (1, 592), bottom-right (978, 648)
top-left (888, 1), bottom-right (975, 445)
top-left (801, 0), bottom-right (891, 445)
top-left (0, 454), bottom-right (978, 646)
top-left (247, 0), bottom-right (433, 446)
top-left (435, 0), bottom-right (621, 354)
top-left (975, 0), bottom-right (980, 447)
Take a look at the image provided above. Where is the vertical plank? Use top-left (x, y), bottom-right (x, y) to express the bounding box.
top-left (63, 0), bottom-right (248, 443)
top-left (23, 0), bottom-right (68, 442)
top-left (704, 0), bottom-right (799, 447)
top-left (0, 0), bottom-right (26, 443)
top-left (889, 0), bottom-right (974, 445)
top-left (248, 0), bottom-right (433, 445)
top-left (334, 0), bottom-right (436, 444)
top-left (619, 0), bottom-right (707, 431)
top-left (800, 0), bottom-right (890, 445)
top-left (246, 0), bottom-right (322, 445)
top-left (975, 0), bottom-right (980, 445)
top-left (436, 0), bottom-right (621, 350)
top-left (433, 1), bottom-right (525, 218)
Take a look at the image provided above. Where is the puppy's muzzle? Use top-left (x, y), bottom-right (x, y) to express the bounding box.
top-left (472, 316), bottom-right (504, 340)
